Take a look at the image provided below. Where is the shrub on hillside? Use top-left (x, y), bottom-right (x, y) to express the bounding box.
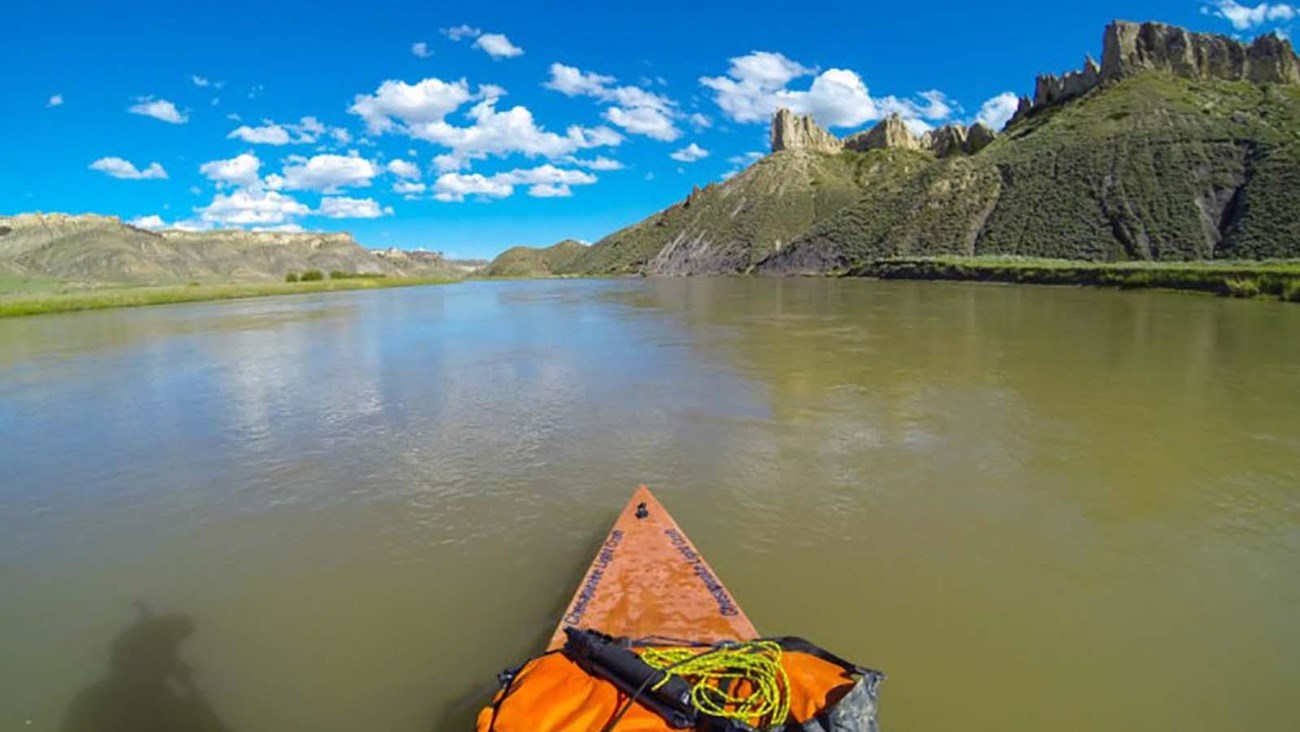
top-left (1283, 279), bottom-right (1300, 302)
top-left (299, 269), bottom-right (324, 281)
top-left (1224, 277), bottom-right (1262, 298)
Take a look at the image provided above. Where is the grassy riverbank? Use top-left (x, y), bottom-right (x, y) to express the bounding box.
top-left (852, 257), bottom-right (1300, 302)
top-left (0, 276), bottom-right (458, 318)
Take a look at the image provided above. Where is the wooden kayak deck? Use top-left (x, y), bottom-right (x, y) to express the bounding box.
top-left (547, 485), bottom-right (758, 651)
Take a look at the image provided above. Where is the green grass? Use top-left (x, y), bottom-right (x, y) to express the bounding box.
top-left (328, 270), bottom-right (388, 279)
top-left (482, 240), bottom-right (590, 277)
top-left (0, 277), bottom-right (458, 318)
top-left (853, 256), bottom-right (1300, 301)
top-left (0, 272), bottom-right (73, 294)
top-left (1284, 279), bottom-right (1300, 302)
top-left (572, 148), bottom-right (915, 275)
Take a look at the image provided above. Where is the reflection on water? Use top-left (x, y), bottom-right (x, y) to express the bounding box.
top-left (63, 604), bottom-right (232, 732)
top-left (1, 279), bottom-right (1298, 732)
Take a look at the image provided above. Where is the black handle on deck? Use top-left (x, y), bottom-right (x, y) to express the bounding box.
top-left (562, 627), bottom-right (697, 729)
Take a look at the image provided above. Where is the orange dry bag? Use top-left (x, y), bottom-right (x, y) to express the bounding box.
top-left (476, 633), bottom-right (882, 732)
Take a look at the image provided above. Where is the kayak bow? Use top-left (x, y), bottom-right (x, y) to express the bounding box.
top-left (477, 486), bottom-right (884, 732)
top-left (548, 485), bottom-right (758, 650)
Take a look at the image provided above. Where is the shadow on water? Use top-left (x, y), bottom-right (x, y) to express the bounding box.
top-left (62, 603), bottom-right (233, 732)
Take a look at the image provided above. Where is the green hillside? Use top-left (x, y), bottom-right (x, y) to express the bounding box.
top-left (570, 148), bottom-right (928, 275)
top-left (0, 214), bottom-right (464, 285)
top-left (482, 239), bottom-right (590, 277)
top-left (572, 68), bottom-right (1300, 277)
top-left (764, 73), bottom-right (1300, 272)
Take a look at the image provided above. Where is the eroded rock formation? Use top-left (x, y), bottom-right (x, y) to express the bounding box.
top-left (842, 117), bottom-right (995, 158)
top-left (770, 108), bottom-right (843, 153)
top-left (1103, 20), bottom-right (1300, 83)
top-left (1011, 20), bottom-right (1300, 125)
top-left (844, 115), bottom-right (924, 152)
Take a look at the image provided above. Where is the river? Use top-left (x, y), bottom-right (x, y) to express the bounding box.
top-left (2, 278), bottom-right (1298, 731)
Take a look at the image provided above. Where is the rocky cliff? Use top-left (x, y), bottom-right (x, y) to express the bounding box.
top-left (772, 111), bottom-right (997, 159)
top-left (844, 115), bottom-right (924, 152)
top-left (1013, 20), bottom-right (1300, 123)
top-left (1104, 20), bottom-right (1300, 83)
top-left (770, 109), bottom-right (843, 153)
top-left (0, 213), bottom-right (460, 284)
top-left (568, 19), bottom-right (1300, 276)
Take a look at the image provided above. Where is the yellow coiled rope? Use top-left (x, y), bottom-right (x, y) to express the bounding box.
top-left (639, 641), bottom-right (790, 728)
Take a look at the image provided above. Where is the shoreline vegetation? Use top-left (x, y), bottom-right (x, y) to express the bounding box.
top-left (851, 257), bottom-right (1300, 302)
top-left (0, 276), bottom-right (458, 318)
top-left (4, 258), bottom-right (1299, 318)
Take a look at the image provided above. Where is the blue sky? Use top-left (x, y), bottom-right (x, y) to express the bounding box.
top-left (2, 0), bottom-right (1294, 258)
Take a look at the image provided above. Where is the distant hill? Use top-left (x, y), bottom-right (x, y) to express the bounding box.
top-left (482, 239), bottom-right (589, 277)
top-left (0, 214), bottom-right (463, 285)
top-left (567, 20), bottom-right (1300, 276)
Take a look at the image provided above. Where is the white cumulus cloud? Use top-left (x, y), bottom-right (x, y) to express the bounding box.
top-left (545, 62), bottom-right (681, 141)
top-left (393, 181), bottom-right (427, 196)
top-left (565, 155), bottom-right (625, 170)
top-left (431, 172), bottom-right (514, 202)
top-left (130, 214), bottom-right (167, 229)
top-left (349, 78), bottom-right (474, 134)
top-left (412, 41), bottom-right (431, 58)
top-left (544, 64), bottom-right (616, 96)
top-left (528, 183), bottom-right (573, 197)
top-left (351, 77), bottom-right (621, 170)
top-left (474, 33), bottom-right (524, 59)
top-left (431, 164), bottom-right (597, 202)
top-left (128, 97), bottom-right (188, 124)
top-left (1205, 0), bottom-right (1297, 29)
top-left (200, 153), bottom-right (262, 187)
top-left (442, 25), bottom-right (481, 41)
top-left (415, 93), bottom-right (623, 171)
top-left (228, 123), bottom-right (291, 145)
top-left (701, 51), bottom-right (954, 130)
top-left (503, 164), bottom-right (597, 186)
top-left (975, 92), bottom-right (1020, 131)
top-left (281, 154), bottom-right (380, 192)
top-left (317, 196), bottom-right (393, 219)
top-left (129, 215), bottom-right (211, 231)
top-left (669, 143), bottom-right (709, 162)
top-left (89, 157), bottom-right (169, 180)
top-left (198, 188), bottom-right (310, 225)
top-left (47, 94), bottom-right (64, 108)
top-left (603, 106), bottom-right (679, 141)
top-left (227, 117), bottom-right (340, 145)
top-left (386, 159), bottom-right (421, 178)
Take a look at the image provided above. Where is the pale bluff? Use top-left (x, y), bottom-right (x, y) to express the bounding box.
top-left (1010, 19), bottom-right (1300, 123)
top-left (0, 213), bottom-right (461, 283)
top-left (770, 109), bottom-right (996, 158)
